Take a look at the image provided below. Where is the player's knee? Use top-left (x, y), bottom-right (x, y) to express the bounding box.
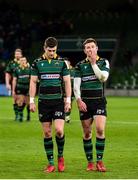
top-left (96, 128), bottom-right (104, 137)
top-left (83, 126), bottom-right (91, 138)
top-left (84, 133), bottom-right (91, 139)
top-left (84, 130), bottom-right (91, 139)
top-left (17, 98), bottom-right (24, 106)
top-left (17, 101), bottom-right (23, 106)
top-left (55, 128), bottom-right (63, 138)
top-left (44, 130), bottom-right (52, 138)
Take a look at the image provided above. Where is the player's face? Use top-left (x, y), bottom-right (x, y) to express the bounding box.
top-left (84, 42), bottom-right (98, 57)
top-left (44, 46), bottom-right (57, 59)
top-left (19, 57), bottom-right (27, 66)
top-left (15, 52), bottom-right (22, 60)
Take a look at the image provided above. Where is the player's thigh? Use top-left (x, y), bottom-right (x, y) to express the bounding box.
top-left (94, 115), bottom-right (106, 132)
top-left (54, 119), bottom-right (65, 134)
top-left (25, 96), bottom-right (29, 105)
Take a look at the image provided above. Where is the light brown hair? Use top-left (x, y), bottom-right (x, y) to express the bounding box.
top-left (83, 38), bottom-right (97, 49)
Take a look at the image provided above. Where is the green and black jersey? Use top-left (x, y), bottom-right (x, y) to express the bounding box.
top-left (31, 55), bottom-right (70, 100)
top-left (5, 59), bottom-right (19, 75)
top-left (13, 66), bottom-right (31, 92)
top-left (74, 57), bottom-right (110, 99)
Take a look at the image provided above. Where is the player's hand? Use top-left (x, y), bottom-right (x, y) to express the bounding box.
top-left (77, 98), bottom-right (87, 112)
top-left (30, 103), bottom-right (36, 112)
top-left (6, 84), bottom-right (11, 91)
top-left (64, 102), bottom-right (71, 113)
top-left (12, 91), bottom-right (17, 100)
top-left (88, 50), bottom-right (97, 65)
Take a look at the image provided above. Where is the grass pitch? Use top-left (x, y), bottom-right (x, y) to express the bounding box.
top-left (0, 96), bottom-right (138, 179)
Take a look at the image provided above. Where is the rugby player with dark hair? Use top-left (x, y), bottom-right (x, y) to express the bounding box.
top-left (74, 38), bottom-right (110, 172)
top-left (29, 37), bottom-right (71, 173)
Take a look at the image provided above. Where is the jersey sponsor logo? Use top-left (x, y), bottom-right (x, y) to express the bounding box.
top-left (82, 75), bottom-right (97, 81)
top-left (41, 74), bottom-right (60, 79)
top-left (19, 75), bottom-right (29, 78)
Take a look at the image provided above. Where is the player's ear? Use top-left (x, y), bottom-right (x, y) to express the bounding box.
top-left (96, 46), bottom-right (98, 51)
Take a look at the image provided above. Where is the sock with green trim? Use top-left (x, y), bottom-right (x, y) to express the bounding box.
top-left (13, 104), bottom-right (18, 120)
top-left (56, 135), bottom-right (65, 158)
top-left (83, 138), bottom-right (93, 162)
top-left (44, 137), bottom-right (54, 165)
top-left (17, 105), bottom-right (24, 122)
top-left (96, 137), bottom-right (105, 162)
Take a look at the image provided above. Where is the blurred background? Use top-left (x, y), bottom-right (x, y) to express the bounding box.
top-left (0, 0), bottom-right (138, 95)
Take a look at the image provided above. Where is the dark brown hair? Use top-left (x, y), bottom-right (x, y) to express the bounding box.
top-left (44, 37), bottom-right (58, 48)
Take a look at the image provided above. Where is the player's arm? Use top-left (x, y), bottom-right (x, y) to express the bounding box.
top-left (63, 75), bottom-right (71, 112)
top-left (29, 75), bottom-right (38, 112)
top-left (12, 77), bottom-right (17, 97)
top-left (5, 72), bottom-right (12, 90)
top-left (91, 63), bottom-right (109, 82)
top-left (74, 77), bottom-right (87, 112)
top-left (88, 52), bottom-right (109, 82)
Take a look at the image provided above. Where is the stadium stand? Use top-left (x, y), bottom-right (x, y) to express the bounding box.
top-left (0, 0), bottom-right (138, 92)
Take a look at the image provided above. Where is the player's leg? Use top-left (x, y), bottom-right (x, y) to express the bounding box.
top-left (39, 99), bottom-right (55, 173)
top-left (54, 101), bottom-right (65, 172)
top-left (42, 122), bottom-right (55, 173)
top-left (54, 119), bottom-right (65, 172)
top-left (81, 118), bottom-right (95, 171)
top-left (25, 96), bottom-right (30, 121)
top-left (16, 95), bottom-right (25, 122)
top-left (13, 95), bottom-right (18, 121)
top-left (94, 115), bottom-right (106, 172)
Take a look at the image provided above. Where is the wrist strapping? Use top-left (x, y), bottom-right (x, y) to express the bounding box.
top-left (66, 97), bottom-right (71, 103)
top-left (30, 97), bottom-right (35, 104)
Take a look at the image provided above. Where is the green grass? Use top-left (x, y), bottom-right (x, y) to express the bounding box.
top-left (0, 96), bottom-right (138, 179)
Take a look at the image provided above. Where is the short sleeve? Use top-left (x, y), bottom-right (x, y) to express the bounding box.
top-left (30, 60), bottom-right (39, 76)
top-left (74, 63), bottom-right (81, 78)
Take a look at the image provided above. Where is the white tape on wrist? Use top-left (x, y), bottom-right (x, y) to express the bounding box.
top-left (66, 97), bottom-right (71, 104)
top-left (30, 97), bottom-right (35, 104)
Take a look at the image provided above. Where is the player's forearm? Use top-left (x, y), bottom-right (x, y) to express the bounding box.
top-left (29, 81), bottom-right (36, 98)
top-left (29, 78), bottom-right (37, 104)
top-left (5, 73), bottom-right (11, 86)
top-left (73, 77), bottom-right (81, 100)
top-left (12, 78), bottom-right (16, 93)
top-left (64, 77), bottom-right (71, 103)
top-left (29, 79), bottom-right (37, 111)
top-left (29, 76), bottom-right (38, 98)
top-left (91, 64), bottom-right (109, 82)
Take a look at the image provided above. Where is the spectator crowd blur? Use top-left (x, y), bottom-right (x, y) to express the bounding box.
top-left (0, 0), bottom-right (138, 88)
